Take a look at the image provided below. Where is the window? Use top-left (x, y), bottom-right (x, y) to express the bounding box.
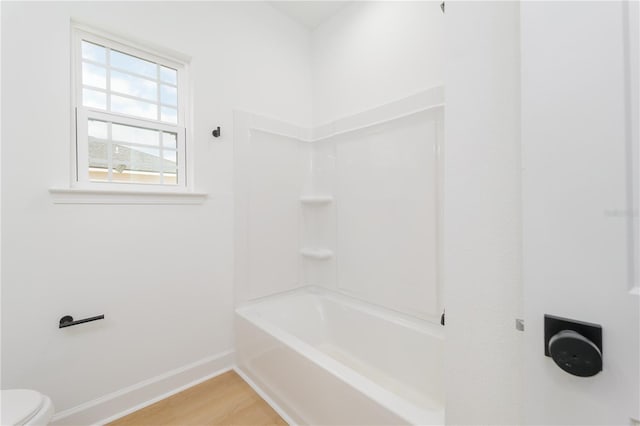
top-left (72, 27), bottom-right (189, 190)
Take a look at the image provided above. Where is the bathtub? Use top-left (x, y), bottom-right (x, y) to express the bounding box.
top-left (234, 287), bottom-right (444, 425)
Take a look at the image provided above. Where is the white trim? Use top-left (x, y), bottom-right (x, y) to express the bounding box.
top-left (312, 104), bottom-right (444, 143)
top-left (233, 366), bottom-right (298, 426)
top-left (624, 0), bottom-right (640, 294)
top-left (49, 187), bottom-right (207, 205)
top-left (71, 21), bottom-right (191, 66)
top-left (74, 27), bottom-right (185, 71)
top-left (50, 350), bottom-right (234, 426)
top-left (246, 104), bottom-right (443, 144)
top-left (249, 127), bottom-right (311, 143)
top-left (312, 85), bottom-right (444, 140)
top-left (238, 86), bottom-right (444, 145)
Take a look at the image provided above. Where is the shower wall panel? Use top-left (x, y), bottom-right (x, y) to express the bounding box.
top-left (331, 109), bottom-right (442, 321)
top-left (235, 89), bottom-right (443, 323)
top-left (234, 112), bottom-right (312, 304)
top-left (247, 131), bottom-right (307, 299)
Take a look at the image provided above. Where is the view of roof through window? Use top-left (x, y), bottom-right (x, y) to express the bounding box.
top-left (79, 39), bottom-right (181, 185)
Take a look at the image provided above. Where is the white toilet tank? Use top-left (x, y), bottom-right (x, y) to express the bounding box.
top-left (1, 390), bottom-right (54, 426)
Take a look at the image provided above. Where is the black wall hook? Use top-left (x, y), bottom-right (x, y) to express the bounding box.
top-left (212, 126), bottom-right (221, 138)
top-left (59, 314), bottom-right (104, 328)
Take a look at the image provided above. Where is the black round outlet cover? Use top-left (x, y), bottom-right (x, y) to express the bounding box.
top-left (548, 330), bottom-right (602, 377)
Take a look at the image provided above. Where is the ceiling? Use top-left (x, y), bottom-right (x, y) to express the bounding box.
top-left (268, 1), bottom-right (352, 29)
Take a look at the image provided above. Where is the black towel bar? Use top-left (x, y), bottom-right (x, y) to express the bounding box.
top-left (59, 314), bottom-right (104, 328)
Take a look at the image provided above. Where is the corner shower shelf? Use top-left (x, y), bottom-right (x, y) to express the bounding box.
top-left (300, 248), bottom-right (334, 260)
top-left (299, 195), bottom-right (333, 205)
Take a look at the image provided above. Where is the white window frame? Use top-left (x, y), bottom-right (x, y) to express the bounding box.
top-left (71, 25), bottom-right (192, 193)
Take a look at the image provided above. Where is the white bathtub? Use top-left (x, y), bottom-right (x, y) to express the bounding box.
top-left (234, 287), bottom-right (444, 425)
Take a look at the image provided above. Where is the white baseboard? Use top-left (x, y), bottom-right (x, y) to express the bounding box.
top-left (51, 350), bottom-right (234, 426)
top-left (233, 366), bottom-right (297, 426)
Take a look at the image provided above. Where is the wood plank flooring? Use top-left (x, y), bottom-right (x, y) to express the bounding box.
top-left (108, 370), bottom-right (287, 426)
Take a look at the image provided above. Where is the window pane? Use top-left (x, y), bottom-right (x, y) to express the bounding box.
top-left (161, 106), bottom-right (177, 124)
top-left (83, 88), bottom-right (106, 109)
top-left (112, 144), bottom-right (162, 184)
top-left (88, 139), bottom-right (110, 182)
top-left (162, 132), bottom-right (177, 149)
top-left (160, 66), bottom-right (177, 85)
top-left (81, 41), bottom-right (106, 63)
top-left (88, 167), bottom-right (110, 182)
top-left (113, 145), bottom-right (160, 169)
top-left (160, 84), bottom-right (177, 106)
top-left (163, 172), bottom-right (178, 185)
top-left (112, 123), bottom-right (159, 147)
top-left (88, 139), bottom-right (108, 166)
top-left (111, 95), bottom-right (157, 120)
top-left (82, 62), bottom-right (106, 89)
top-left (162, 150), bottom-right (177, 164)
top-left (77, 35), bottom-right (184, 187)
top-left (111, 70), bottom-right (157, 102)
top-left (88, 120), bottom-right (108, 139)
top-left (110, 50), bottom-right (157, 79)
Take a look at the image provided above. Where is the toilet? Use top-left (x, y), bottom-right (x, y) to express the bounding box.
top-left (1, 390), bottom-right (54, 426)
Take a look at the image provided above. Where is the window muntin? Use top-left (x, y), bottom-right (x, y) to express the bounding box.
top-left (73, 29), bottom-right (187, 189)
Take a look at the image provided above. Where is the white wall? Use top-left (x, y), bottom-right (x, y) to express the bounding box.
top-left (311, 1), bottom-right (444, 125)
top-left (443, 2), bottom-right (522, 424)
top-left (521, 2), bottom-right (639, 424)
top-left (1, 0), bottom-right (311, 418)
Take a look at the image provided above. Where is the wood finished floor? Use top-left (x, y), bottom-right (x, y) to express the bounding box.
top-left (108, 371), bottom-right (287, 426)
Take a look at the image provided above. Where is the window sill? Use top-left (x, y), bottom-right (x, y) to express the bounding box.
top-left (49, 187), bottom-right (207, 205)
